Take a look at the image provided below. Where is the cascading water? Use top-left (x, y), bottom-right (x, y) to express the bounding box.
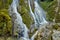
top-left (9, 0), bottom-right (29, 40)
top-left (9, 0), bottom-right (48, 40)
top-left (34, 0), bottom-right (48, 25)
top-left (28, 0), bottom-right (38, 33)
top-left (28, 0), bottom-right (48, 29)
top-left (28, 0), bottom-right (48, 40)
top-left (28, 0), bottom-right (37, 26)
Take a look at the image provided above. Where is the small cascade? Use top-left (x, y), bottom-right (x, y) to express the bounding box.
top-left (28, 0), bottom-right (48, 29)
top-left (28, 0), bottom-right (37, 25)
top-left (28, 0), bottom-right (48, 40)
top-left (34, 1), bottom-right (48, 25)
top-left (28, 0), bottom-right (38, 33)
top-left (9, 0), bottom-right (29, 40)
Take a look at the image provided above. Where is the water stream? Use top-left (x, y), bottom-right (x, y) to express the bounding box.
top-left (9, 0), bottom-right (29, 40)
top-left (9, 0), bottom-right (48, 40)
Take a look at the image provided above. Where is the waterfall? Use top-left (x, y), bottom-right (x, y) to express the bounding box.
top-left (34, 1), bottom-right (48, 25)
top-left (28, 0), bottom-right (48, 40)
top-left (9, 0), bottom-right (48, 40)
top-left (28, 0), bottom-right (48, 28)
top-left (28, 0), bottom-right (38, 33)
top-left (28, 0), bottom-right (37, 25)
top-left (9, 0), bottom-right (29, 40)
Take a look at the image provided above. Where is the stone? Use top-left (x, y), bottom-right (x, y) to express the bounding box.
top-left (52, 30), bottom-right (60, 40)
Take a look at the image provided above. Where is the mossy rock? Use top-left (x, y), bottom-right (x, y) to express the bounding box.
top-left (52, 24), bottom-right (59, 30)
top-left (0, 9), bottom-right (12, 36)
top-left (40, 0), bottom-right (60, 22)
top-left (20, 6), bottom-right (33, 28)
top-left (18, 0), bottom-right (33, 28)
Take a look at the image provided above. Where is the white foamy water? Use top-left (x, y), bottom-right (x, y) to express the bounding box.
top-left (9, 0), bottom-right (29, 40)
top-left (34, 1), bottom-right (48, 25)
top-left (9, 0), bottom-right (48, 40)
top-left (28, 0), bottom-right (48, 40)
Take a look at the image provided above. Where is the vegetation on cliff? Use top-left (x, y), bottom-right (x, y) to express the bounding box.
top-left (0, 0), bottom-right (60, 40)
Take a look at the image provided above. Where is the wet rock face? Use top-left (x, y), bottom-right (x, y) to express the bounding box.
top-left (40, 29), bottom-right (52, 40)
top-left (52, 30), bottom-right (60, 40)
top-left (38, 25), bottom-right (52, 40)
top-left (35, 23), bottom-right (60, 40)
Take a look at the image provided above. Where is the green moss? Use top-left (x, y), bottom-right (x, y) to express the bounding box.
top-left (0, 0), bottom-right (12, 9)
top-left (40, 0), bottom-right (59, 22)
top-left (0, 9), bottom-right (12, 36)
top-left (20, 6), bottom-right (32, 28)
top-left (52, 24), bottom-right (59, 30)
top-left (40, 1), bottom-right (50, 10)
top-left (18, 0), bottom-right (33, 28)
top-left (55, 14), bottom-right (60, 22)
